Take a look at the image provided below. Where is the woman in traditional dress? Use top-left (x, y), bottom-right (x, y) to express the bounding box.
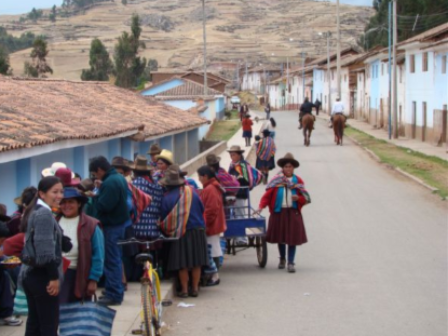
top-left (255, 129), bottom-right (277, 184)
top-left (159, 165), bottom-right (208, 298)
top-left (255, 153), bottom-right (311, 273)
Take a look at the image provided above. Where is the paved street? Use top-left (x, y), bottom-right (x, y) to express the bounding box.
top-left (163, 111), bottom-right (447, 336)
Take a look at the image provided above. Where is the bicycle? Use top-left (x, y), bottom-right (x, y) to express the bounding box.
top-left (118, 236), bottom-right (177, 336)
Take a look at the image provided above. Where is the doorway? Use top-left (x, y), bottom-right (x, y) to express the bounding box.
top-left (422, 102), bottom-right (427, 142)
top-left (412, 101), bottom-right (417, 139)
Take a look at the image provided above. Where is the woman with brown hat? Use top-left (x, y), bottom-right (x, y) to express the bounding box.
top-left (147, 143), bottom-right (162, 170)
top-left (254, 153), bottom-right (311, 273)
top-left (132, 156), bottom-right (164, 240)
top-left (159, 165), bottom-right (208, 298)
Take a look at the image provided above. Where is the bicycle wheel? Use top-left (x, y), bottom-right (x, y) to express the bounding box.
top-left (151, 269), bottom-right (163, 330)
top-left (141, 282), bottom-right (156, 336)
top-left (256, 236), bottom-right (268, 268)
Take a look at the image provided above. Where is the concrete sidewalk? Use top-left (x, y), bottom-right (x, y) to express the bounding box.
top-left (318, 113), bottom-right (447, 161)
top-left (2, 282), bottom-right (173, 336)
top-left (189, 111), bottom-right (266, 182)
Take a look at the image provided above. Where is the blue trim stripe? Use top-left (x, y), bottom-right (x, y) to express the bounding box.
top-left (60, 324), bottom-right (111, 336)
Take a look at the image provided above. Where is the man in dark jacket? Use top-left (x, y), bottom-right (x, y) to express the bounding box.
top-left (314, 99), bottom-right (321, 116)
top-left (298, 97), bottom-right (316, 130)
top-left (89, 156), bottom-right (129, 306)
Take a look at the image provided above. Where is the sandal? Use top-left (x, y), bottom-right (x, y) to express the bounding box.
top-left (278, 259), bottom-right (286, 269)
top-left (177, 292), bottom-right (188, 298)
top-left (206, 279), bottom-right (220, 287)
top-left (0, 316), bottom-right (23, 326)
top-left (189, 290), bottom-right (199, 298)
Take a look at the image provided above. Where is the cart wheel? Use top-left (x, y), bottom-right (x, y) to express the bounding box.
top-left (226, 239), bottom-right (232, 255)
top-left (256, 237), bottom-right (268, 268)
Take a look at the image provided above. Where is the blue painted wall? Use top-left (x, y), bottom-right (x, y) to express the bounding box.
top-left (0, 162), bottom-right (18, 213)
top-left (164, 100), bottom-right (196, 111)
top-left (188, 129), bottom-right (199, 159)
top-left (141, 79), bottom-right (185, 96)
top-left (313, 69), bottom-right (325, 102)
top-left (434, 52), bottom-right (448, 112)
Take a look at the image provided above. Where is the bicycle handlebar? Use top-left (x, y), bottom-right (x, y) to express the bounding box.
top-left (117, 235), bottom-right (178, 246)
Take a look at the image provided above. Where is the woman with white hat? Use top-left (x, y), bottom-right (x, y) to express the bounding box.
top-left (153, 149), bottom-right (174, 183)
top-left (254, 153), bottom-right (311, 273)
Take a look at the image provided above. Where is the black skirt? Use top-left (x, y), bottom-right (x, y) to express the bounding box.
top-left (168, 228), bottom-right (208, 271)
top-left (256, 157), bottom-right (275, 170)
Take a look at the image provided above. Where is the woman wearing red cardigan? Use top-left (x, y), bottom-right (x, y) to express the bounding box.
top-left (255, 153), bottom-right (311, 273)
top-left (198, 166), bottom-right (226, 286)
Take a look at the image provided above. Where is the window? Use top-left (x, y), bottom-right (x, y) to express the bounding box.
top-left (422, 52), bottom-right (428, 72)
top-left (443, 55), bottom-right (447, 74)
top-left (410, 55), bottom-right (415, 73)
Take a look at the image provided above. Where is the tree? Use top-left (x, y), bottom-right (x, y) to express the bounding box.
top-left (49, 5), bottom-right (57, 22)
top-left (359, 0), bottom-right (448, 51)
top-left (122, 0), bottom-right (128, 5)
top-left (114, 14), bottom-right (147, 88)
top-left (81, 38), bottom-right (113, 81)
top-left (27, 8), bottom-right (43, 22)
top-left (0, 46), bottom-right (11, 75)
top-left (24, 37), bottom-right (53, 78)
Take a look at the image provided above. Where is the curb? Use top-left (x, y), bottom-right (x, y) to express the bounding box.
top-left (345, 134), bottom-right (440, 194)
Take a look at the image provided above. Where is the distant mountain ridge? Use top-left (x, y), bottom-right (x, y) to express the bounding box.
top-left (0, 0), bottom-right (374, 80)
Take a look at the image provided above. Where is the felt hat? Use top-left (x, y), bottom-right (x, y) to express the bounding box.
top-left (148, 143), bottom-right (162, 155)
top-left (159, 164), bottom-right (185, 186)
top-left (55, 168), bottom-right (81, 187)
top-left (156, 149), bottom-right (174, 165)
top-left (227, 145), bottom-right (245, 154)
top-left (111, 156), bottom-right (131, 169)
top-left (0, 204), bottom-right (11, 222)
top-left (62, 187), bottom-right (88, 204)
top-left (133, 155), bottom-right (152, 172)
top-left (41, 162), bottom-right (74, 178)
top-left (13, 197), bottom-right (22, 206)
top-left (262, 129), bottom-right (271, 136)
top-left (206, 153), bottom-right (221, 165)
top-left (277, 152), bottom-right (300, 168)
top-left (78, 178), bottom-right (94, 192)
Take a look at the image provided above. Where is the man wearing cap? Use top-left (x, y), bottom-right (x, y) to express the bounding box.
top-left (206, 154), bottom-right (240, 195)
top-left (89, 156), bottom-right (129, 306)
top-left (147, 144), bottom-right (162, 170)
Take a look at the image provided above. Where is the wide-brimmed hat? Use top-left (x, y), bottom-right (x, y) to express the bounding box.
top-left (62, 188), bottom-right (88, 204)
top-left (159, 164), bottom-right (185, 186)
top-left (156, 149), bottom-right (174, 165)
top-left (111, 156), bottom-right (131, 170)
top-left (78, 178), bottom-right (94, 192)
top-left (133, 155), bottom-right (152, 172)
top-left (13, 197), bottom-right (22, 206)
top-left (148, 143), bottom-right (162, 155)
top-left (0, 204), bottom-right (11, 222)
top-left (206, 153), bottom-right (221, 165)
top-left (227, 145), bottom-right (245, 154)
top-left (55, 168), bottom-right (81, 187)
top-left (277, 153), bottom-right (300, 168)
top-left (42, 162), bottom-right (74, 178)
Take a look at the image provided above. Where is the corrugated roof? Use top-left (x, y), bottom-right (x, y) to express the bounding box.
top-left (0, 76), bottom-right (207, 153)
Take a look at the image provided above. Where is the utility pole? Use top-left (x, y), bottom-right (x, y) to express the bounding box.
top-left (326, 33), bottom-right (331, 114)
top-left (202, 0), bottom-right (208, 96)
top-left (392, 0), bottom-right (398, 138)
top-left (336, 0), bottom-right (341, 99)
top-left (245, 58), bottom-right (248, 91)
top-left (387, 1), bottom-right (392, 140)
top-left (287, 57), bottom-right (290, 109)
top-left (301, 41), bottom-right (306, 102)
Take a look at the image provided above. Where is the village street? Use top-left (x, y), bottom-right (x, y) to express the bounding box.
top-left (163, 111), bottom-right (447, 336)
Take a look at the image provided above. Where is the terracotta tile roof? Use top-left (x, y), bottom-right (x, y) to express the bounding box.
top-left (0, 76), bottom-right (207, 153)
top-left (308, 46), bottom-right (360, 66)
top-left (247, 65), bottom-right (282, 73)
top-left (152, 70), bottom-right (231, 84)
top-left (153, 78), bottom-right (223, 98)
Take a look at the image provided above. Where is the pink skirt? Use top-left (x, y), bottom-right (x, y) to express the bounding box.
top-left (266, 208), bottom-right (308, 246)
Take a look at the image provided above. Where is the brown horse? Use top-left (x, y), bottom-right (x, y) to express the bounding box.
top-left (333, 114), bottom-right (345, 146)
top-left (302, 114), bottom-right (314, 147)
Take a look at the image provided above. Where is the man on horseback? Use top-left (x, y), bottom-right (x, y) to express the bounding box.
top-left (330, 97), bottom-right (347, 126)
top-left (298, 97), bottom-right (316, 130)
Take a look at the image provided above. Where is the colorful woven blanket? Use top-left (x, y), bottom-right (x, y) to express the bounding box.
top-left (256, 137), bottom-right (276, 161)
top-left (229, 160), bottom-right (262, 190)
top-left (266, 172), bottom-right (311, 204)
top-left (159, 186), bottom-right (193, 238)
top-left (129, 181), bottom-right (152, 224)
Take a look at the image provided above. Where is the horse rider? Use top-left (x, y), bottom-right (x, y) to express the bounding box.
top-left (298, 97), bottom-right (316, 130)
top-left (330, 97), bottom-right (347, 127)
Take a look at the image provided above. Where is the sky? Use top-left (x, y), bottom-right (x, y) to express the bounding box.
top-left (0, 0), bottom-right (372, 15)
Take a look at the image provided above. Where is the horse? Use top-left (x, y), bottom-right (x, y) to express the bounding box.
top-left (333, 114), bottom-right (345, 146)
top-left (302, 114), bottom-right (314, 147)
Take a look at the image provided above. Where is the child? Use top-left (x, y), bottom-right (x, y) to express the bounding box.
top-left (242, 114), bottom-right (253, 147)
